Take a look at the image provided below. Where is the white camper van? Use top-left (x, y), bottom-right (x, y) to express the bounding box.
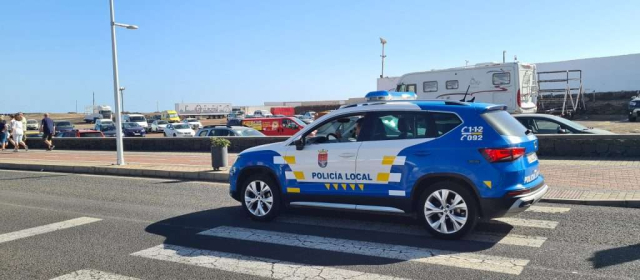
top-left (394, 62), bottom-right (538, 113)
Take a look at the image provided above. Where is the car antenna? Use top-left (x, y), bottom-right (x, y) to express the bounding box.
top-left (460, 85), bottom-right (471, 102)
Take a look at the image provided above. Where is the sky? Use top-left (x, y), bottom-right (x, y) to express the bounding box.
top-left (1, 0), bottom-right (639, 113)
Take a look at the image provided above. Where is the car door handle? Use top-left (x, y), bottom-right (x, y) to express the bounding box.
top-left (413, 151), bottom-right (431, 156)
top-left (339, 153), bottom-right (356, 158)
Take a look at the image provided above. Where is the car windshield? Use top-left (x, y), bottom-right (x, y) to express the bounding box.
top-left (101, 125), bottom-right (116, 131)
top-left (157, 120), bottom-right (168, 125)
top-left (169, 114), bottom-right (178, 118)
top-left (123, 123), bottom-right (141, 128)
top-left (80, 132), bottom-right (103, 137)
top-left (234, 128), bottom-right (264, 136)
top-left (291, 118), bottom-right (306, 127)
top-left (173, 124), bottom-right (190, 129)
top-left (552, 116), bottom-right (589, 130)
top-left (56, 121), bottom-right (72, 127)
top-left (28, 120), bottom-right (37, 124)
top-left (129, 116), bottom-right (145, 122)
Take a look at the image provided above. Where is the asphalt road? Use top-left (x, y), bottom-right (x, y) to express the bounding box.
top-left (0, 170), bottom-right (638, 280)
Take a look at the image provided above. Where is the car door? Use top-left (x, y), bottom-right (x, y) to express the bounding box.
top-left (283, 113), bottom-right (366, 201)
top-left (355, 111), bottom-right (436, 201)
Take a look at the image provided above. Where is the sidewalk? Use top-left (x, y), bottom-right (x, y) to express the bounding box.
top-left (0, 150), bottom-right (638, 207)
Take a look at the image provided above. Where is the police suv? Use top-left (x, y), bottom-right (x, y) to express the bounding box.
top-left (229, 91), bottom-right (548, 239)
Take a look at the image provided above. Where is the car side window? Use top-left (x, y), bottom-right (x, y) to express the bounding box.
top-left (431, 112), bottom-right (462, 136)
top-left (213, 129), bottom-right (230, 136)
top-left (533, 119), bottom-right (568, 134)
top-left (305, 114), bottom-right (365, 145)
top-left (367, 112), bottom-right (433, 141)
top-left (282, 119), bottom-right (298, 129)
top-left (198, 130), bottom-right (209, 137)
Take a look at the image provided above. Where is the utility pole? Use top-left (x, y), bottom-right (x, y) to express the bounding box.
top-left (380, 37), bottom-right (387, 78)
top-left (92, 92), bottom-right (95, 112)
top-left (503, 50), bottom-right (506, 63)
top-left (120, 87), bottom-right (126, 113)
top-left (75, 100), bottom-right (78, 113)
top-left (156, 101), bottom-right (159, 113)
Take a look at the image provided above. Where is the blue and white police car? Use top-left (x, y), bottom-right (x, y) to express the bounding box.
top-left (229, 91), bottom-right (548, 239)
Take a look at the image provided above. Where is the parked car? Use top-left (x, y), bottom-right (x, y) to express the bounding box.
top-left (99, 124), bottom-right (118, 137)
top-left (26, 119), bottom-right (39, 130)
top-left (164, 123), bottom-right (195, 137)
top-left (514, 114), bottom-right (615, 134)
top-left (629, 96), bottom-right (640, 122)
top-left (150, 120), bottom-right (169, 132)
top-left (300, 111), bottom-right (316, 124)
top-left (196, 125), bottom-right (266, 137)
top-left (54, 121), bottom-right (74, 133)
top-left (94, 119), bottom-right (114, 131)
top-left (253, 110), bottom-right (273, 118)
top-left (123, 114), bottom-right (148, 130)
top-left (57, 129), bottom-right (105, 138)
top-left (182, 118), bottom-right (203, 130)
top-left (241, 117), bottom-right (305, 136)
top-left (122, 122), bottom-right (146, 137)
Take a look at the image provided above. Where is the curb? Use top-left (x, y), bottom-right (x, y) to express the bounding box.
top-left (0, 162), bottom-right (230, 183)
top-left (541, 198), bottom-right (640, 208)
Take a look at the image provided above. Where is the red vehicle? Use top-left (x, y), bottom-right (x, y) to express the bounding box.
top-left (270, 107), bottom-right (295, 116)
top-left (242, 117), bottom-right (305, 136)
top-left (57, 129), bottom-right (105, 138)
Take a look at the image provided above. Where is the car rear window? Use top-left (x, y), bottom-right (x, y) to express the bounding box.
top-left (481, 110), bottom-right (528, 136)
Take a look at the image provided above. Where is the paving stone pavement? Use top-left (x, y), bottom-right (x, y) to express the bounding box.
top-left (0, 150), bottom-right (638, 205)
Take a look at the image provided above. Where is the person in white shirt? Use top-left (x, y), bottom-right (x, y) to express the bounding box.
top-left (11, 113), bottom-right (28, 152)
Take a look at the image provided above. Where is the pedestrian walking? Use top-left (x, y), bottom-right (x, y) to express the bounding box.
top-left (40, 113), bottom-right (55, 151)
top-left (19, 112), bottom-right (27, 142)
top-left (7, 115), bottom-right (16, 148)
top-left (11, 113), bottom-right (28, 152)
top-left (0, 120), bottom-right (7, 151)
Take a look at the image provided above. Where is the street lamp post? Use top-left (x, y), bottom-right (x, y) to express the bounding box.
top-left (109, 0), bottom-right (137, 165)
top-left (379, 37), bottom-right (387, 78)
top-left (119, 87), bottom-right (126, 113)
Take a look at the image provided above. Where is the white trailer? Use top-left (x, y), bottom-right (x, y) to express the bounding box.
top-left (175, 103), bottom-right (232, 119)
top-left (393, 62), bottom-right (538, 113)
top-left (84, 105), bottom-right (113, 123)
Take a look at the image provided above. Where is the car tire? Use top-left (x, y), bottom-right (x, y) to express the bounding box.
top-left (629, 115), bottom-right (636, 122)
top-left (241, 174), bottom-right (281, 221)
top-left (173, 133), bottom-right (177, 137)
top-left (418, 181), bottom-right (478, 240)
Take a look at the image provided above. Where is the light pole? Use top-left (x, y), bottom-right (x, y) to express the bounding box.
top-left (119, 87), bottom-right (126, 113)
top-left (109, 0), bottom-right (138, 165)
top-left (379, 37), bottom-right (387, 78)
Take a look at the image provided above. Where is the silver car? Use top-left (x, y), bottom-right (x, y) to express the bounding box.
top-left (514, 114), bottom-right (614, 135)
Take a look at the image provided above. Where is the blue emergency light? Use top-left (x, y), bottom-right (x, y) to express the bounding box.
top-left (365, 91), bottom-right (417, 102)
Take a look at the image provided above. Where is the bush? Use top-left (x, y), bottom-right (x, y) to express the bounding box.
top-left (210, 137), bottom-right (231, 147)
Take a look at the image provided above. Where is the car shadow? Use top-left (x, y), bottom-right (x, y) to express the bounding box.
top-left (144, 206), bottom-right (516, 267)
top-left (588, 243), bottom-right (640, 269)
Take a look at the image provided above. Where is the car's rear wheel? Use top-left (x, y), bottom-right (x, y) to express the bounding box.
top-left (629, 115), bottom-right (636, 122)
top-left (241, 174), bottom-right (281, 221)
top-left (173, 133), bottom-right (177, 137)
top-left (419, 181), bottom-right (478, 240)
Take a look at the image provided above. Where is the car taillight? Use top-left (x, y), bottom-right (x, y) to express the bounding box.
top-left (506, 189), bottom-right (531, 197)
top-left (517, 89), bottom-right (521, 107)
top-left (479, 147), bottom-right (526, 163)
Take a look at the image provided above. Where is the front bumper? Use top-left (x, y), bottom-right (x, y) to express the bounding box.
top-left (479, 181), bottom-right (548, 219)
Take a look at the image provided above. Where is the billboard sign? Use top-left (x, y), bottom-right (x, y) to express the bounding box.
top-left (175, 103), bottom-right (232, 116)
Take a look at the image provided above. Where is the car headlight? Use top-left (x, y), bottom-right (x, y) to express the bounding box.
top-left (631, 101), bottom-right (637, 106)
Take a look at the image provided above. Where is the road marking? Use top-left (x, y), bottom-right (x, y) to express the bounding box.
top-left (50, 269), bottom-right (140, 280)
top-left (0, 217), bottom-right (102, 244)
top-left (491, 218), bottom-right (559, 229)
top-left (132, 244), bottom-right (409, 280)
top-left (277, 215), bottom-right (547, 248)
top-left (199, 226), bottom-right (529, 275)
top-left (526, 206), bottom-right (571, 214)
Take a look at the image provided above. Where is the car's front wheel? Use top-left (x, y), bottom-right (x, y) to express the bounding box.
top-left (419, 181), bottom-right (478, 240)
top-left (241, 175), bottom-right (281, 221)
top-left (629, 114), bottom-right (636, 122)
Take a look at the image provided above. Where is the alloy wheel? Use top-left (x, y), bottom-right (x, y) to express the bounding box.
top-left (244, 180), bottom-right (274, 217)
top-left (424, 189), bottom-right (468, 234)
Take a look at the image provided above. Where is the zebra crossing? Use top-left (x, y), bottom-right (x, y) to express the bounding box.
top-left (30, 205), bottom-right (569, 279)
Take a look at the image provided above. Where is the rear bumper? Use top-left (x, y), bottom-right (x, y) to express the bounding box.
top-left (479, 181), bottom-right (548, 219)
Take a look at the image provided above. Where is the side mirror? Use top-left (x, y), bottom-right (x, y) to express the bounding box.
top-left (294, 137), bottom-right (305, 150)
top-left (557, 127), bottom-right (568, 134)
